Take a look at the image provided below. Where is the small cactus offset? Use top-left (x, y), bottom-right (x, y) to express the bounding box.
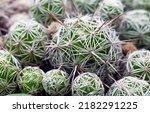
top-left (42, 69), bottom-right (70, 96)
top-left (0, 50), bottom-right (21, 95)
top-left (46, 16), bottom-right (122, 73)
top-left (97, 0), bottom-right (124, 21)
top-left (107, 76), bottom-right (150, 96)
top-left (30, 0), bottom-right (64, 27)
top-left (6, 20), bottom-right (48, 66)
top-left (119, 10), bottom-right (150, 48)
top-left (75, 0), bottom-right (101, 14)
top-left (72, 72), bottom-right (104, 96)
top-left (18, 66), bottom-right (45, 95)
top-left (127, 50), bottom-right (150, 81)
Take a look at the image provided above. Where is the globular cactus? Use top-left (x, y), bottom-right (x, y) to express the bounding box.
top-left (0, 50), bottom-right (21, 95)
top-left (118, 10), bottom-right (150, 48)
top-left (97, 0), bottom-right (124, 21)
top-left (42, 69), bottom-right (70, 96)
top-left (18, 66), bottom-right (45, 95)
top-left (30, 0), bottom-right (64, 27)
top-left (107, 76), bottom-right (150, 96)
top-left (6, 20), bottom-right (48, 66)
top-left (127, 50), bottom-right (150, 81)
top-left (75, 0), bottom-right (101, 14)
top-left (46, 16), bottom-right (122, 73)
top-left (72, 72), bottom-right (104, 96)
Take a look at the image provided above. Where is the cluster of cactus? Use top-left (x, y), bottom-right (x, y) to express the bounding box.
top-left (18, 66), bottom-right (45, 95)
top-left (127, 50), bottom-right (150, 81)
top-left (1, 0), bottom-right (150, 96)
top-left (97, 0), bottom-right (124, 21)
top-left (30, 0), bottom-right (103, 27)
top-left (6, 20), bottom-right (48, 66)
top-left (0, 50), bottom-right (20, 95)
top-left (118, 10), bottom-right (150, 48)
top-left (107, 76), bottom-right (150, 96)
top-left (46, 16), bottom-right (122, 74)
top-left (72, 72), bottom-right (104, 96)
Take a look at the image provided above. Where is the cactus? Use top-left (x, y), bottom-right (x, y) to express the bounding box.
top-left (18, 66), bottom-right (45, 95)
top-left (75, 0), bottom-right (101, 14)
top-left (6, 20), bottom-right (48, 66)
top-left (121, 0), bottom-right (150, 11)
top-left (0, 50), bottom-right (21, 95)
top-left (30, 0), bottom-right (63, 27)
top-left (119, 10), bottom-right (150, 48)
top-left (46, 16), bottom-right (122, 73)
top-left (107, 76), bottom-right (150, 96)
top-left (127, 50), bottom-right (150, 81)
top-left (72, 72), bottom-right (104, 96)
top-left (97, 0), bottom-right (124, 21)
top-left (42, 69), bottom-right (70, 95)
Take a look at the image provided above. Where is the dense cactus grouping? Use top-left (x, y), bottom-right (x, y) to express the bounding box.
top-left (46, 16), bottom-right (122, 74)
top-left (0, 0), bottom-right (150, 96)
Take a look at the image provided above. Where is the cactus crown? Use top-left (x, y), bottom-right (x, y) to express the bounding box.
top-left (127, 50), bottom-right (150, 81)
top-left (6, 20), bottom-right (48, 66)
top-left (72, 72), bottom-right (104, 96)
top-left (108, 76), bottom-right (150, 96)
top-left (18, 66), bottom-right (45, 95)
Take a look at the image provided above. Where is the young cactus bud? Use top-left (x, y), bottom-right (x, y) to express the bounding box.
top-left (119, 10), bottom-right (150, 48)
top-left (0, 50), bottom-right (21, 95)
top-left (75, 0), bottom-right (101, 14)
top-left (97, 0), bottom-right (124, 21)
top-left (6, 20), bottom-right (48, 66)
top-left (18, 66), bottom-right (45, 95)
top-left (30, 0), bottom-right (64, 27)
top-left (127, 50), bottom-right (150, 81)
top-left (42, 69), bottom-right (70, 95)
top-left (72, 72), bottom-right (104, 96)
top-left (107, 76), bottom-right (150, 96)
